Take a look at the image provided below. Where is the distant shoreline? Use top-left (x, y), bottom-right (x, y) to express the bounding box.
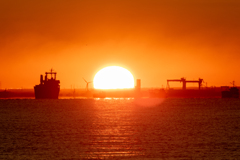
top-left (0, 87), bottom-right (228, 99)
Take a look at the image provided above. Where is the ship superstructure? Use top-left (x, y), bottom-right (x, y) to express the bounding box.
top-left (221, 82), bottom-right (239, 98)
top-left (34, 69), bottom-right (60, 99)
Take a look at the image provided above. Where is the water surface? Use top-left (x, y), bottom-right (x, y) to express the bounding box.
top-left (1, 98), bottom-right (240, 159)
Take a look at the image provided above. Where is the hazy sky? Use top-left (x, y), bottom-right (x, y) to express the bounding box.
top-left (0, 0), bottom-right (240, 89)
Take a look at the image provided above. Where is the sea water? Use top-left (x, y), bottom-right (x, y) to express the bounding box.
top-left (0, 98), bottom-right (240, 159)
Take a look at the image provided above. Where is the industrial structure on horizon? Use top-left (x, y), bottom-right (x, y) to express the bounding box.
top-left (0, 73), bottom-right (239, 98)
top-left (167, 77), bottom-right (204, 90)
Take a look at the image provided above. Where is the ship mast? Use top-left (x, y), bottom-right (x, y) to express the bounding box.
top-left (45, 69), bottom-right (57, 80)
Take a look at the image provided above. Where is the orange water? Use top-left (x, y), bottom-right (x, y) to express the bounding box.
top-left (1, 98), bottom-right (240, 159)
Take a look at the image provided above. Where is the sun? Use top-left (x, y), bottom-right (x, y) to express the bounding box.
top-left (93, 66), bottom-right (134, 89)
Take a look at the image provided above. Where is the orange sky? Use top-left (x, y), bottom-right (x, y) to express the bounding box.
top-left (0, 0), bottom-right (240, 89)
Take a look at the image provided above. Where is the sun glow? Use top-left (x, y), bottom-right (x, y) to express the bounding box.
top-left (93, 66), bottom-right (134, 89)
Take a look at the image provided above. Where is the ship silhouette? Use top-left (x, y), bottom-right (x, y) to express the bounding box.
top-left (34, 69), bottom-right (60, 99)
top-left (221, 87), bottom-right (239, 98)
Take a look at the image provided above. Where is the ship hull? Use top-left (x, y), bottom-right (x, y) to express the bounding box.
top-left (221, 87), bottom-right (239, 98)
top-left (34, 84), bottom-right (60, 99)
top-left (222, 91), bottom-right (239, 98)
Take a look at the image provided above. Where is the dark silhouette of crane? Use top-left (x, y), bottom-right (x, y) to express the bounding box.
top-left (167, 77), bottom-right (186, 90)
top-left (167, 78), bottom-right (203, 90)
top-left (186, 78), bottom-right (204, 90)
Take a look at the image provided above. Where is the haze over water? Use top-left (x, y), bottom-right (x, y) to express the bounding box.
top-left (1, 98), bottom-right (240, 159)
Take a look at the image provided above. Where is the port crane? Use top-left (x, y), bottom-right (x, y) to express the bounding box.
top-left (167, 77), bottom-right (203, 90)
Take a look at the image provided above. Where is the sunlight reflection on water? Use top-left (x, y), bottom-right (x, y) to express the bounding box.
top-left (83, 98), bottom-right (145, 159)
top-left (134, 98), bottom-right (165, 107)
top-left (1, 98), bottom-right (240, 159)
